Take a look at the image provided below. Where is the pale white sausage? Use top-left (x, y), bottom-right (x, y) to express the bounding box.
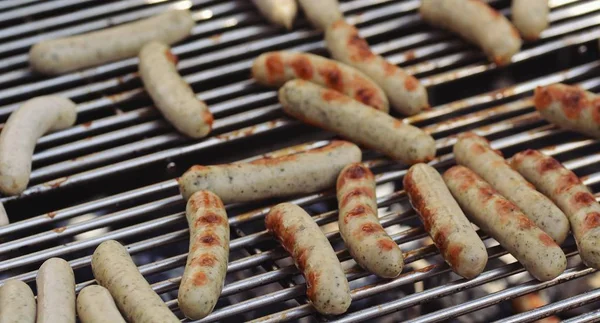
top-left (138, 41), bottom-right (213, 138)
top-left (0, 96), bottom-right (76, 195)
top-left (252, 0), bottom-right (297, 29)
top-left (29, 10), bottom-right (195, 75)
top-left (297, 0), bottom-right (342, 30)
top-left (36, 258), bottom-right (76, 323)
top-left (0, 280), bottom-right (35, 323)
top-left (512, 0), bottom-right (549, 40)
top-left (76, 285), bottom-right (126, 323)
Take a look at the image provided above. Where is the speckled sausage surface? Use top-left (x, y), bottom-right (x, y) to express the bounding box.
top-left (403, 163), bottom-right (487, 279)
top-left (534, 84), bottom-right (600, 139)
top-left (252, 51), bottom-right (389, 112)
top-left (265, 203), bottom-right (351, 314)
top-left (139, 41), bottom-right (213, 138)
top-left (511, 149), bottom-right (600, 269)
top-left (36, 258), bottom-right (76, 323)
top-left (325, 20), bottom-right (428, 116)
top-left (443, 166), bottom-right (566, 281)
top-left (0, 280), bottom-right (35, 323)
top-left (92, 240), bottom-right (179, 323)
top-left (337, 163), bottom-right (404, 278)
top-left (0, 96), bottom-right (76, 195)
top-left (179, 191), bottom-right (229, 319)
top-left (420, 0), bottom-right (522, 65)
top-left (278, 80), bottom-right (435, 164)
top-left (179, 140), bottom-right (361, 201)
top-left (76, 285), bottom-right (125, 323)
top-left (297, 0), bottom-right (342, 30)
top-left (453, 133), bottom-right (569, 244)
top-left (512, 0), bottom-right (549, 40)
top-left (29, 10), bottom-right (194, 75)
top-left (252, 0), bottom-right (297, 29)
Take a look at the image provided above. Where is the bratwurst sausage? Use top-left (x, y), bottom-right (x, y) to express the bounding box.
top-left (36, 258), bottom-right (76, 323)
top-left (76, 285), bottom-right (126, 323)
top-left (443, 165), bottom-right (566, 281)
top-left (511, 149), bottom-right (600, 269)
top-left (179, 140), bottom-right (361, 202)
top-left (453, 133), bottom-right (569, 244)
top-left (265, 203), bottom-right (351, 314)
top-left (252, 51), bottom-right (389, 112)
top-left (297, 0), bottom-right (342, 30)
top-left (404, 163), bottom-right (487, 279)
top-left (252, 0), bottom-right (297, 29)
top-left (512, 0), bottom-right (549, 40)
top-left (0, 280), bottom-right (35, 323)
top-left (278, 80), bottom-right (435, 164)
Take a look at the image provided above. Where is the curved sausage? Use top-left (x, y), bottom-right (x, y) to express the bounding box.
top-left (178, 190), bottom-right (229, 319)
top-left (92, 240), bottom-right (179, 323)
top-left (420, 0), bottom-right (522, 66)
top-left (453, 133), bottom-right (570, 244)
top-left (403, 163), bottom-right (487, 279)
top-left (179, 140), bottom-right (361, 201)
top-left (512, 0), bottom-right (549, 40)
top-left (265, 203), bottom-right (351, 314)
top-left (29, 10), bottom-right (195, 75)
top-left (511, 149), bottom-right (600, 269)
top-left (36, 258), bottom-right (76, 323)
top-left (0, 96), bottom-right (76, 195)
top-left (534, 84), bottom-right (600, 139)
top-left (0, 280), bottom-right (35, 323)
top-left (278, 80), bottom-right (435, 164)
top-left (443, 165), bottom-right (566, 281)
top-left (325, 20), bottom-right (428, 115)
top-left (252, 0), bottom-right (297, 29)
top-left (252, 51), bottom-right (389, 112)
top-left (138, 41), bottom-right (213, 138)
top-left (76, 285), bottom-right (126, 323)
top-left (337, 163), bottom-right (404, 278)
top-left (297, 0), bottom-right (342, 30)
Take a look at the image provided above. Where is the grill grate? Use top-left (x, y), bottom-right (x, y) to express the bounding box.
top-left (0, 0), bottom-right (600, 322)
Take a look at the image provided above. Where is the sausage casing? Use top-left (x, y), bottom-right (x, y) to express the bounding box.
top-left (179, 140), bottom-right (361, 201)
top-left (420, 0), bottom-right (522, 65)
top-left (29, 10), bottom-right (194, 75)
top-left (337, 163), bottom-right (404, 278)
top-left (297, 0), bottom-right (342, 30)
top-left (265, 203), bottom-right (351, 314)
top-left (512, 0), bottom-right (549, 40)
top-left (139, 41), bottom-right (213, 138)
top-left (443, 165), bottom-right (566, 281)
top-left (403, 163), bottom-right (487, 279)
top-left (76, 285), bottom-right (126, 323)
top-left (178, 191), bottom-right (229, 319)
top-left (325, 20), bottom-right (428, 115)
top-left (511, 149), bottom-right (600, 269)
top-left (252, 51), bottom-right (389, 112)
top-left (252, 0), bottom-right (297, 29)
top-left (0, 280), bottom-right (35, 323)
top-left (279, 80), bottom-right (435, 164)
top-left (36, 258), bottom-right (76, 323)
top-left (92, 240), bottom-right (179, 323)
top-left (534, 84), bottom-right (600, 139)
top-left (453, 133), bottom-right (569, 244)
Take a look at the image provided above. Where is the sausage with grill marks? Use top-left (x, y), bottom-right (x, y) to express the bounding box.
top-left (325, 19), bottom-right (428, 115)
top-left (252, 0), bottom-right (297, 29)
top-left (252, 51), bottom-right (389, 112)
top-left (403, 163), bottom-right (487, 279)
top-left (0, 280), bottom-right (35, 323)
top-left (178, 190), bottom-right (229, 319)
top-left (420, 0), bottom-right (522, 65)
top-left (76, 285), bottom-right (125, 323)
top-left (534, 84), bottom-right (600, 139)
top-left (453, 133), bottom-right (569, 244)
top-left (278, 80), bottom-right (435, 164)
top-left (92, 240), bottom-right (180, 323)
top-left (297, 0), bottom-right (342, 30)
top-left (511, 149), bottom-right (600, 269)
top-left (179, 140), bottom-right (361, 202)
top-left (512, 0), bottom-right (549, 40)
top-left (337, 163), bottom-right (404, 278)
top-left (29, 10), bottom-right (195, 75)
top-left (139, 41), bottom-right (213, 138)
top-left (443, 165), bottom-right (566, 281)
top-left (36, 258), bottom-right (76, 323)
top-left (265, 203), bottom-right (351, 314)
